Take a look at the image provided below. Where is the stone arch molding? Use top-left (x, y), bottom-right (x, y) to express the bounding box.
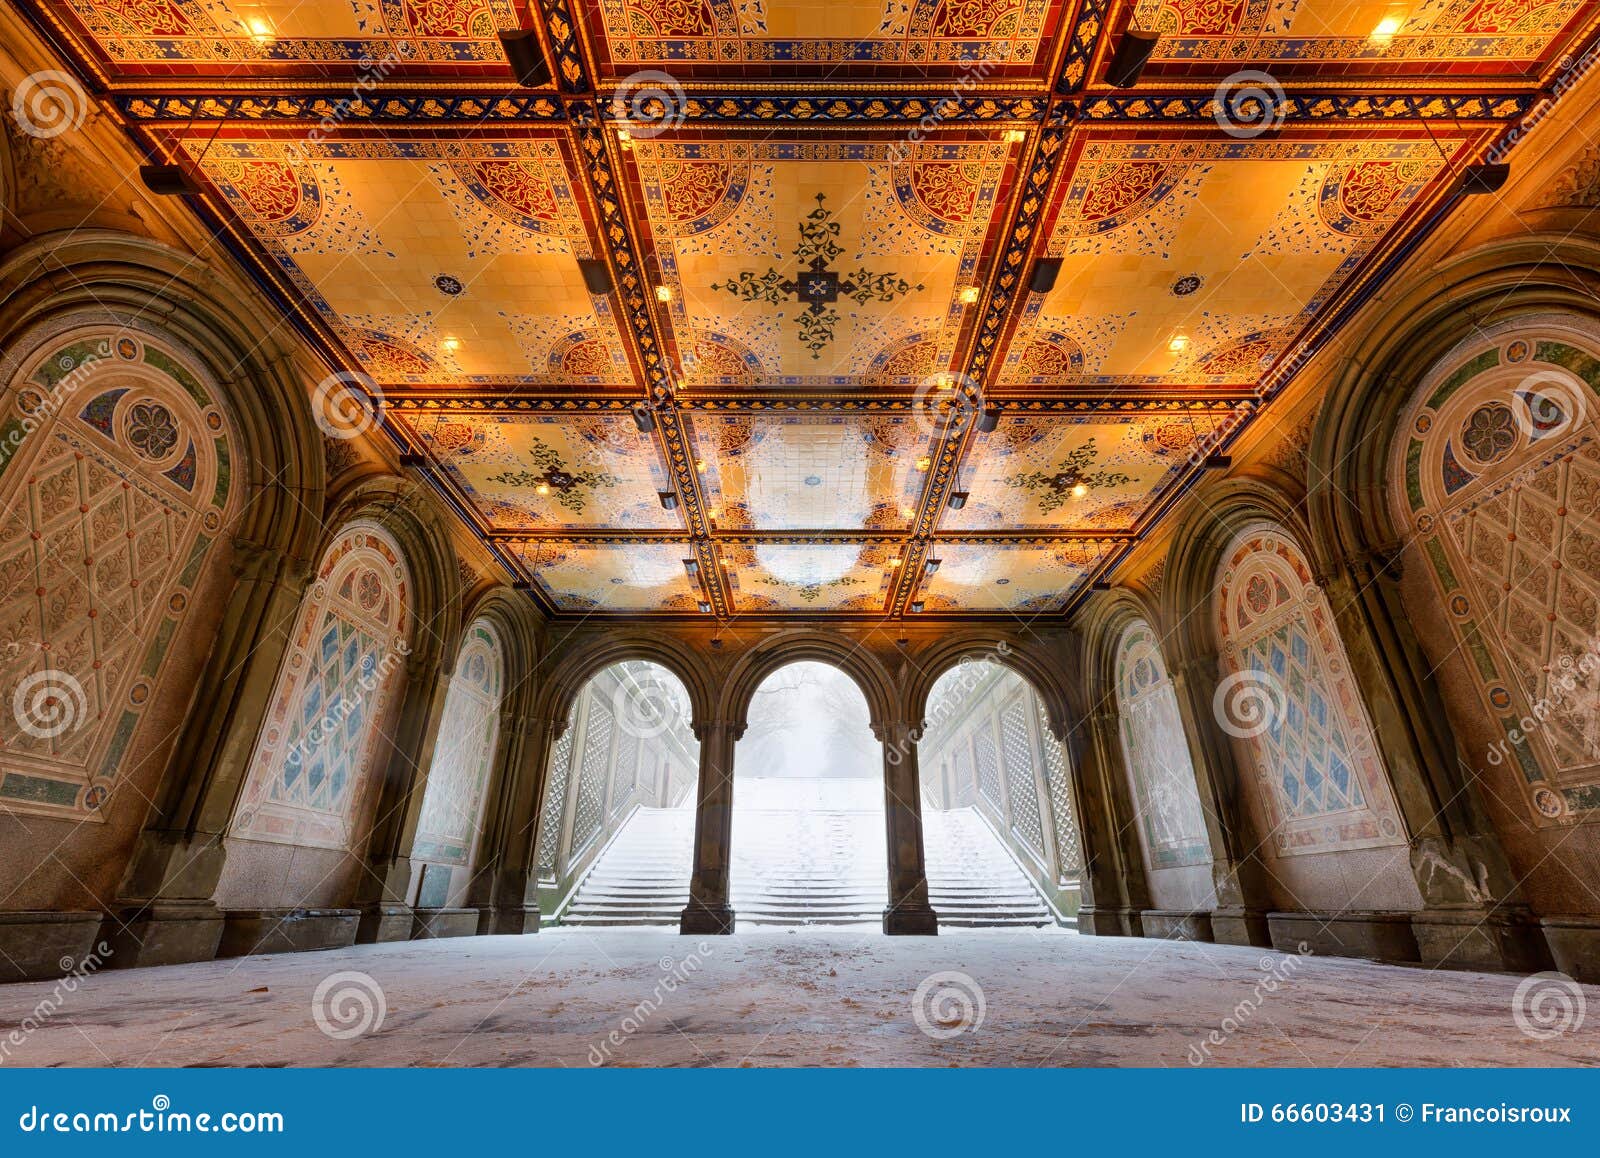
top-left (537, 631), bottom-right (714, 734)
top-left (1388, 311), bottom-right (1600, 827)
top-left (721, 632), bottom-right (895, 736)
top-left (903, 632), bottom-right (1074, 743)
top-left (0, 321), bottom-right (238, 821)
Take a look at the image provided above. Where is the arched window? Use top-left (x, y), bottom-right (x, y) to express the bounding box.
top-left (231, 523), bottom-right (410, 850)
top-left (1391, 317), bottom-right (1600, 825)
top-left (0, 329), bottom-right (232, 819)
top-left (413, 620), bottom-right (505, 872)
top-left (1214, 526), bottom-right (1404, 856)
top-left (1114, 621), bottom-right (1210, 869)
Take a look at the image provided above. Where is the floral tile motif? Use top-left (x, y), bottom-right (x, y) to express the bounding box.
top-left (509, 541), bottom-right (705, 611)
top-left (721, 541), bottom-right (895, 611)
top-left (943, 410), bottom-right (1236, 532)
top-left (915, 540), bottom-right (1117, 612)
top-left (629, 138), bottom-right (1013, 388)
top-left (171, 133), bottom-right (635, 387)
top-left (1002, 136), bottom-right (1464, 388)
top-left (402, 412), bottom-right (677, 531)
top-left (686, 410), bottom-right (937, 532)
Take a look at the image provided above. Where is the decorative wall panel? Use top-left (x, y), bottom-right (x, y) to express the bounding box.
top-left (232, 523), bottom-right (411, 849)
top-left (1034, 696), bottom-right (1081, 877)
top-left (572, 699), bottom-right (614, 854)
top-left (413, 619), bottom-right (504, 866)
top-left (1000, 693), bottom-right (1047, 858)
top-left (1215, 526), bottom-right (1405, 856)
top-left (0, 330), bottom-right (232, 819)
top-left (1393, 318), bottom-right (1600, 824)
top-left (537, 717), bottom-right (577, 877)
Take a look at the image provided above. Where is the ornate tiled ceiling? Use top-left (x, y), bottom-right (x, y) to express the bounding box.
top-left (28, 0), bottom-right (1599, 618)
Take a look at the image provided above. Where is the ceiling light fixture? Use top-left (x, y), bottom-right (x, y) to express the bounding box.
top-left (948, 491), bottom-right (969, 510)
top-left (1168, 333), bottom-right (1189, 353)
top-left (1204, 453), bottom-right (1233, 470)
top-left (901, 506), bottom-right (916, 519)
top-left (1071, 483), bottom-right (1089, 499)
top-left (1460, 163), bottom-right (1510, 195)
top-left (1002, 129), bottom-right (1027, 144)
top-left (139, 165), bottom-right (199, 197)
top-left (975, 405), bottom-right (1001, 433)
top-left (925, 558), bottom-right (942, 575)
top-left (1105, 29), bottom-right (1159, 88)
top-left (683, 559), bottom-right (699, 575)
top-left (915, 455), bottom-right (932, 471)
top-left (439, 336), bottom-right (461, 353)
top-left (1029, 258), bottom-right (1063, 294)
top-left (578, 258), bottom-right (613, 295)
top-left (698, 601), bottom-right (712, 614)
top-left (498, 30), bottom-right (553, 87)
top-left (958, 285), bottom-right (981, 305)
top-left (536, 483), bottom-right (550, 495)
top-left (1369, 15), bottom-right (1403, 45)
top-left (246, 17), bottom-right (275, 43)
top-left (632, 404), bottom-right (656, 434)
top-left (910, 600), bottom-right (926, 613)
top-left (654, 285), bottom-right (673, 303)
top-left (658, 490), bottom-right (678, 511)
top-left (887, 556), bottom-right (903, 567)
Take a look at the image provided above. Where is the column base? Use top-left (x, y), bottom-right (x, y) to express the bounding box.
top-left (102, 901), bottom-right (224, 970)
top-left (217, 908), bottom-right (359, 958)
top-left (1140, 910), bottom-right (1214, 942)
top-left (883, 906), bottom-right (938, 936)
top-left (0, 911), bottom-right (105, 982)
top-left (1210, 908), bottom-right (1272, 948)
top-left (487, 905), bottom-right (541, 935)
top-left (1411, 909), bottom-right (1553, 974)
top-left (1268, 910), bottom-right (1419, 963)
top-left (1539, 916), bottom-right (1600, 983)
top-left (1076, 906), bottom-right (1139, 936)
top-left (679, 903), bottom-right (735, 935)
top-left (355, 903), bottom-right (413, 944)
top-left (411, 907), bottom-right (479, 940)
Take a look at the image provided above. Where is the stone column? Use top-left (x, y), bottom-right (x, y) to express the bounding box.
top-left (1169, 651), bottom-right (1273, 947)
top-left (880, 720), bottom-right (938, 935)
top-left (1070, 707), bottom-right (1151, 936)
top-left (353, 654), bottom-right (455, 943)
top-left (473, 711), bottom-right (564, 935)
top-left (107, 540), bottom-right (312, 968)
top-left (680, 719), bottom-right (741, 934)
top-left (1317, 552), bottom-right (1549, 973)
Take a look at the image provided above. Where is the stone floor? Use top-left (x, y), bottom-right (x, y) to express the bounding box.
top-left (2, 928), bottom-right (1596, 1067)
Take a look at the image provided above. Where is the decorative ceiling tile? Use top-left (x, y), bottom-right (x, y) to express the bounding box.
top-left (721, 541), bottom-right (896, 611)
top-left (401, 412), bottom-right (678, 531)
top-left (1001, 135), bottom-right (1466, 389)
top-left (944, 409), bottom-right (1238, 532)
top-left (916, 540), bottom-right (1117, 612)
top-left (510, 541), bottom-right (705, 611)
top-left (685, 410), bottom-right (936, 531)
top-left (169, 132), bottom-right (635, 387)
top-left (1130, 0), bottom-right (1591, 81)
top-left (583, 0), bottom-right (1071, 81)
top-left (628, 136), bottom-right (1014, 388)
top-left (47, 0), bottom-right (523, 78)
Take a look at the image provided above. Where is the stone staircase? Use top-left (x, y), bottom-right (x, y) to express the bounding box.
top-left (557, 779), bottom-right (1055, 929)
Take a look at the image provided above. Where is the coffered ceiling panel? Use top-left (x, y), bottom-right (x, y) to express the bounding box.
top-left (1130, 0), bottom-right (1592, 82)
top-left (720, 541), bottom-right (895, 611)
top-left (582, 0), bottom-right (1072, 81)
top-left (627, 135), bottom-right (1016, 388)
top-left (168, 131), bottom-right (632, 388)
top-left (45, 0), bottom-right (521, 78)
top-left (401, 411), bottom-right (677, 532)
top-left (915, 540), bottom-right (1118, 612)
top-left (1000, 132), bottom-right (1468, 390)
top-left (943, 408), bottom-right (1241, 532)
top-left (685, 409), bottom-right (936, 531)
top-left (509, 540), bottom-right (706, 611)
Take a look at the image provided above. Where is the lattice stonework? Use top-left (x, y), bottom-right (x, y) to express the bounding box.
top-left (1393, 318), bottom-right (1600, 824)
top-left (611, 728), bottom-right (641, 820)
top-left (1000, 694), bottom-right (1047, 860)
top-left (973, 722), bottom-right (1002, 808)
top-left (571, 699), bottom-right (614, 854)
top-left (1115, 620), bottom-right (1211, 869)
top-left (1215, 528), bottom-right (1405, 856)
top-left (413, 620), bottom-right (504, 866)
top-left (0, 330), bottom-right (232, 819)
top-left (232, 524), bottom-right (410, 850)
top-left (537, 718), bottom-right (576, 877)
top-left (1034, 696), bottom-right (1082, 877)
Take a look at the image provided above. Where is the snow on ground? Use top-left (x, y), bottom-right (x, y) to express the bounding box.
top-left (1, 928), bottom-right (1594, 1068)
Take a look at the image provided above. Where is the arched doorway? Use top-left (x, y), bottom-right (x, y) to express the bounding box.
top-left (730, 661), bottom-right (887, 926)
top-left (918, 660), bottom-right (1079, 926)
top-left (536, 661), bottom-right (700, 927)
